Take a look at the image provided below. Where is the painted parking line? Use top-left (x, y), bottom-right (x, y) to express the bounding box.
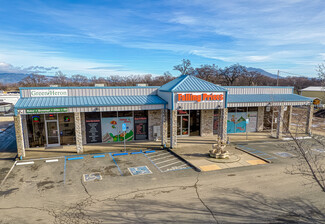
top-left (109, 153), bottom-right (123, 176)
top-left (145, 151), bottom-right (192, 172)
top-left (236, 145), bottom-right (277, 161)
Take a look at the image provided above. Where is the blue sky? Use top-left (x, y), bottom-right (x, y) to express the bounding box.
top-left (0, 0), bottom-right (324, 77)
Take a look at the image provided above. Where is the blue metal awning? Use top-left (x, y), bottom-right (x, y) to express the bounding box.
top-left (228, 94), bottom-right (312, 103)
top-left (15, 95), bottom-right (167, 109)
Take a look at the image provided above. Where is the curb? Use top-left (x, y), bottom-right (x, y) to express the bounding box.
top-left (167, 148), bottom-right (201, 172)
top-left (235, 146), bottom-right (272, 164)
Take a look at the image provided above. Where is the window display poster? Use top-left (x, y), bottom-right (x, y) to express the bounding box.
top-left (101, 117), bottom-right (134, 143)
top-left (227, 112), bottom-right (247, 133)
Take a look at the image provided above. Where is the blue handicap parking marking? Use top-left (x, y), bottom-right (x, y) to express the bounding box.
top-left (83, 173), bottom-right (102, 182)
top-left (128, 166), bottom-right (152, 176)
top-left (274, 152), bottom-right (295, 158)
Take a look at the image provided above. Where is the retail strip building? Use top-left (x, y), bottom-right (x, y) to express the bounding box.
top-left (14, 75), bottom-right (313, 158)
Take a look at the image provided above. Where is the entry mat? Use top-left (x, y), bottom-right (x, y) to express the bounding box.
top-left (128, 166), bottom-right (152, 176)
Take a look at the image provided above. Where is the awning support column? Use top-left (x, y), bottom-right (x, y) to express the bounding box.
top-left (170, 110), bottom-right (177, 148)
top-left (306, 104), bottom-right (313, 135)
top-left (220, 108), bottom-right (228, 141)
top-left (257, 107), bottom-right (264, 132)
top-left (14, 114), bottom-right (25, 158)
top-left (161, 109), bottom-right (168, 146)
top-left (276, 106), bottom-right (284, 139)
top-left (74, 112), bottom-right (84, 154)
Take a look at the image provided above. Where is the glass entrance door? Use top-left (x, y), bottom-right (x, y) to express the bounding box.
top-left (177, 115), bottom-right (189, 136)
top-left (46, 121), bottom-right (60, 147)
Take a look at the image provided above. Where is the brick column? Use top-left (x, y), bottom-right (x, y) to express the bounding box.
top-left (306, 104), bottom-right (313, 134)
top-left (14, 114), bottom-right (25, 158)
top-left (276, 106), bottom-right (284, 139)
top-left (170, 110), bottom-right (177, 148)
top-left (257, 107), bottom-right (264, 132)
top-left (161, 109), bottom-right (168, 146)
top-left (200, 110), bottom-right (214, 137)
top-left (74, 112), bottom-right (83, 154)
top-left (220, 108), bottom-right (228, 141)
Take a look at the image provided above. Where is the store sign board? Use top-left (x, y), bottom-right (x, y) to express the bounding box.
top-left (177, 92), bottom-right (224, 103)
top-left (26, 108), bottom-right (68, 113)
top-left (31, 89), bottom-right (68, 97)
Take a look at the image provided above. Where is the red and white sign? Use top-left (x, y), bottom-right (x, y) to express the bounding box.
top-left (177, 92), bottom-right (224, 102)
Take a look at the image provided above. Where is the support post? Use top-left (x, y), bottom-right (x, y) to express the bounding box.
top-left (161, 109), bottom-right (168, 146)
top-left (257, 107), bottom-right (264, 132)
top-left (276, 106), bottom-right (284, 139)
top-left (74, 112), bottom-right (84, 154)
top-left (306, 104), bottom-right (313, 135)
top-left (287, 106), bottom-right (293, 133)
top-left (170, 110), bottom-right (177, 148)
top-left (220, 108), bottom-right (228, 141)
top-left (14, 114), bottom-right (25, 158)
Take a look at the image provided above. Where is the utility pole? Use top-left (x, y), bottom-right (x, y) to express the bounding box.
top-left (277, 70), bottom-right (279, 86)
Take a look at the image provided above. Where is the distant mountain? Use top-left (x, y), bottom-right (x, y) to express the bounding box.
top-left (0, 73), bottom-right (55, 84)
top-left (246, 67), bottom-right (280, 79)
top-left (0, 73), bottom-right (30, 83)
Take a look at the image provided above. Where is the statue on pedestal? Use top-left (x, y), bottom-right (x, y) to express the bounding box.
top-left (209, 136), bottom-right (229, 159)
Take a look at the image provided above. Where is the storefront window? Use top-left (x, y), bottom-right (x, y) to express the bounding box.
top-left (190, 110), bottom-right (200, 136)
top-left (58, 113), bottom-right (76, 145)
top-left (213, 110), bottom-right (221, 135)
top-left (85, 112), bottom-right (102, 143)
top-left (27, 114), bottom-right (46, 147)
top-left (101, 111), bottom-right (134, 143)
top-left (134, 111), bottom-right (148, 140)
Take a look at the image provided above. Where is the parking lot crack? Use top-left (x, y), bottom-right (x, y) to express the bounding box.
top-left (194, 173), bottom-right (219, 224)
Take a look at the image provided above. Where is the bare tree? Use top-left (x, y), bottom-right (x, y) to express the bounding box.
top-left (220, 64), bottom-right (247, 86)
top-left (317, 62), bottom-right (325, 86)
top-left (19, 73), bottom-right (48, 87)
top-left (173, 59), bottom-right (194, 75)
top-left (71, 74), bottom-right (88, 86)
top-left (52, 71), bottom-right (68, 86)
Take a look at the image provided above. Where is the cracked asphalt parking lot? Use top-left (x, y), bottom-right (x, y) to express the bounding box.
top-left (1, 142), bottom-right (325, 223)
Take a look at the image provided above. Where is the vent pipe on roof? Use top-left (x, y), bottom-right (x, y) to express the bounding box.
top-left (136, 83), bottom-right (148, 86)
top-left (95, 83), bottom-right (106, 87)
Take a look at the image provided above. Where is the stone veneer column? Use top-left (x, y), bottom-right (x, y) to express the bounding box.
top-left (257, 107), bottom-right (264, 132)
top-left (14, 114), bottom-right (25, 158)
top-left (80, 112), bottom-right (87, 145)
top-left (287, 106), bottom-right (293, 133)
top-left (220, 108), bottom-right (228, 141)
top-left (200, 110), bottom-right (214, 137)
top-left (306, 104), bottom-right (313, 134)
top-left (161, 109), bottom-right (168, 146)
top-left (170, 110), bottom-right (177, 148)
top-left (74, 112), bottom-right (84, 154)
top-left (276, 106), bottom-right (284, 139)
top-left (148, 110), bottom-right (161, 141)
top-left (22, 115), bottom-right (29, 149)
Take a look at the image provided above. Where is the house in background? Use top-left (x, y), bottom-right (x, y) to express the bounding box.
top-left (300, 86), bottom-right (325, 106)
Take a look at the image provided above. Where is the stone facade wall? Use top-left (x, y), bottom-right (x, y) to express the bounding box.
top-left (148, 110), bottom-right (162, 141)
top-left (220, 108), bottom-right (228, 141)
top-left (161, 109), bottom-right (168, 146)
top-left (257, 107), bottom-right (264, 132)
top-left (276, 106), bottom-right (284, 139)
top-left (74, 112), bottom-right (83, 153)
top-left (170, 110), bottom-right (177, 148)
top-left (200, 110), bottom-right (214, 137)
top-left (14, 114), bottom-right (25, 158)
top-left (22, 115), bottom-right (29, 149)
top-left (306, 104), bottom-right (313, 134)
top-left (81, 112), bottom-right (87, 145)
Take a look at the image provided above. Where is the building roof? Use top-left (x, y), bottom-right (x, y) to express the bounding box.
top-left (15, 95), bottom-right (167, 109)
top-left (300, 86), bottom-right (325, 92)
top-left (159, 75), bottom-right (227, 92)
top-left (228, 94), bottom-right (312, 103)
